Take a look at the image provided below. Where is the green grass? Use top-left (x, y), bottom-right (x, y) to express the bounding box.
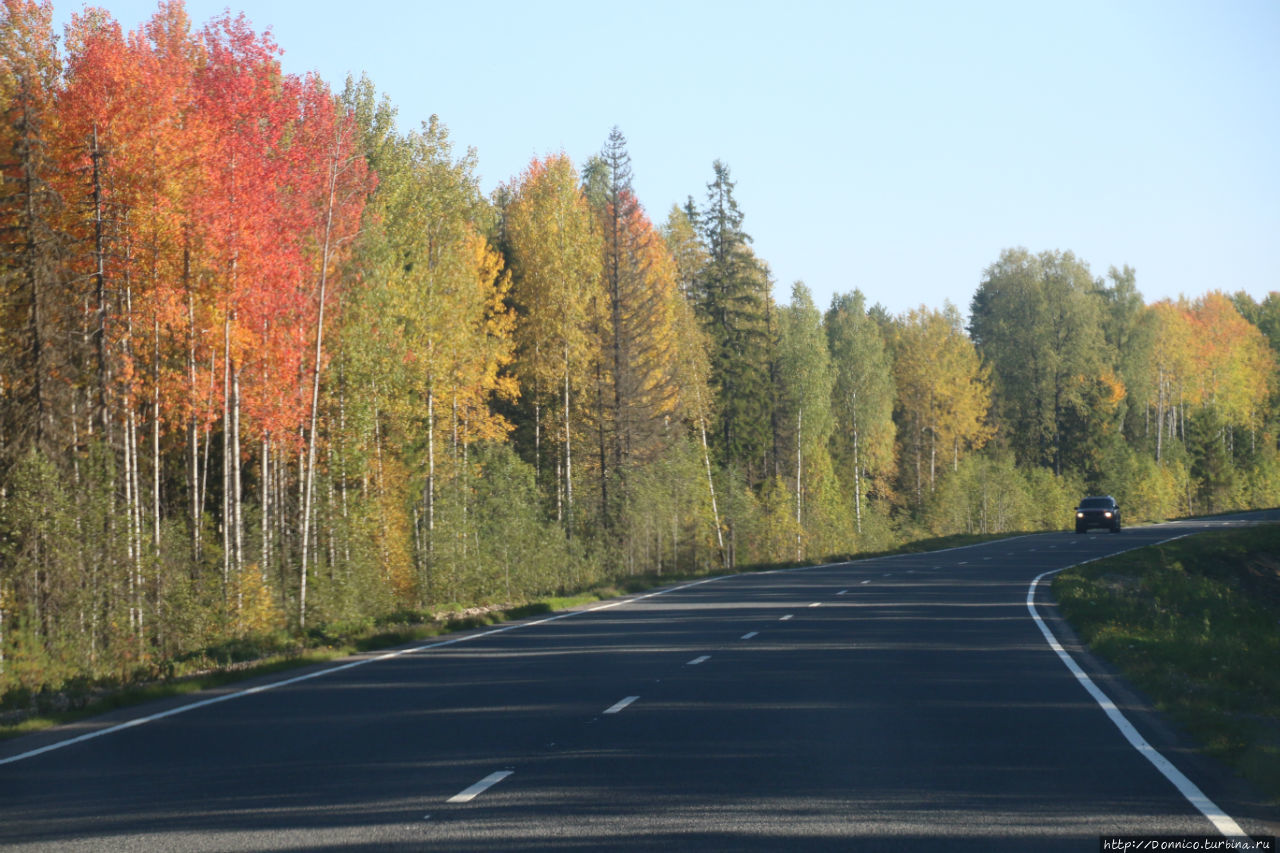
top-left (1052, 524), bottom-right (1280, 804)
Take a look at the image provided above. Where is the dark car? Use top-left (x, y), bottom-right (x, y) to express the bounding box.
top-left (1075, 495), bottom-right (1121, 533)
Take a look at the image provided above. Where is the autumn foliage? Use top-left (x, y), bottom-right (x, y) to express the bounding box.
top-left (1, 1), bottom-right (1278, 702)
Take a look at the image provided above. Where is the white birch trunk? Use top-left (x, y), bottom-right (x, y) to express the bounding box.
top-left (795, 408), bottom-right (803, 562)
top-left (563, 353), bottom-right (572, 538)
top-left (299, 134), bottom-right (344, 629)
top-left (232, 366), bottom-right (243, 576)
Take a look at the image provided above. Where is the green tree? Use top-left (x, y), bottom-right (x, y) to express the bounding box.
top-left (969, 248), bottom-right (1113, 475)
top-left (775, 282), bottom-right (837, 559)
top-left (661, 201), bottom-right (705, 303)
top-left (1098, 265), bottom-right (1154, 448)
top-left (825, 290), bottom-right (895, 536)
top-left (693, 160), bottom-right (771, 481)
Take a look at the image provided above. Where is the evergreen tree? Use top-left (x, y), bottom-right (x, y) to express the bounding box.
top-left (584, 128), bottom-right (682, 528)
top-left (694, 160), bottom-right (771, 481)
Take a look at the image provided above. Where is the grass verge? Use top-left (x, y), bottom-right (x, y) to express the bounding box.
top-left (1052, 524), bottom-right (1280, 804)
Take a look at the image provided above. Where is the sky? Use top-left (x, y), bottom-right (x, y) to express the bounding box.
top-left (50, 0), bottom-right (1280, 318)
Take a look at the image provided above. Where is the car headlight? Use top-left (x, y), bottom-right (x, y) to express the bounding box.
top-left (1104, 511), bottom-right (1112, 518)
top-left (1076, 512), bottom-right (1084, 518)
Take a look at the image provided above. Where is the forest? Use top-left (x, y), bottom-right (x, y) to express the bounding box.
top-left (2, 0), bottom-right (1278, 701)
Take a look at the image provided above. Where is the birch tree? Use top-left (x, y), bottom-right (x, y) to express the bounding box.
top-left (825, 290), bottom-right (895, 535)
top-left (503, 153), bottom-right (601, 535)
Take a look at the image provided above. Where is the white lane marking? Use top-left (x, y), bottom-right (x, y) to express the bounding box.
top-left (1027, 549), bottom-right (1246, 839)
top-left (780, 614), bottom-right (794, 621)
top-left (0, 574), bottom-right (729, 767)
top-left (861, 580), bottom-right (871, 584)
top-left (741, 631), bottom-right (758, 640)
top-left (604, 696), bottom-right (639, 714)
top-left (836, 589), bottom-right (848, 595)
top-left (447, 770), bottom-right (513, 804)
top-left (687, 655), bottom-right (711, 666)
top-left (809, 602), bottom-right (822, 608)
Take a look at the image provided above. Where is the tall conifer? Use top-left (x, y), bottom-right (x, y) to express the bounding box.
top-left (694, 160), bottom-right (771, 481)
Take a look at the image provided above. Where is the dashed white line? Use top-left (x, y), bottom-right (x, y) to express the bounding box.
top-left (861, 580), bottom-right (871, 585)
top-left (604, 696), bottom-right (639, 714)
top-left (780, 614), bottom-right (794, 621)
top-left (741, 631), bottom-right (759, 640)
top-left (447, 770), bottom-right (513, 804)
top-left (809, 602), bottom-right (822, 608)
top-left (687, 655), bottom-right (711, 666)
top-left (836, 589), bottom-right (848, 595)
top-left (0, 573), bottom-right (732, 767)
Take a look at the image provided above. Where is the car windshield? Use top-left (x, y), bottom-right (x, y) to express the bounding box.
top-left (1079, 498), bottom-right (1113, 508)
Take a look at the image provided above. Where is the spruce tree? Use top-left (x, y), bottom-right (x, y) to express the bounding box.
top-left (694, 160), bottom-right (771, 482)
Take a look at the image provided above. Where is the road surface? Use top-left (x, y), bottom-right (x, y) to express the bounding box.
top-left (2, 516), bottom-right (1277, 851)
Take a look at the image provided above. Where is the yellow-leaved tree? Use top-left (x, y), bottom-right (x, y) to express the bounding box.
top-left (890, 304), bottom-right (992, 507)
top-left (503, 153), bottom-right (602, 536)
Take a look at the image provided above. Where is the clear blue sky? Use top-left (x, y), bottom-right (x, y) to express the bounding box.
top-left (52, 0), bottom-right (1280, 318)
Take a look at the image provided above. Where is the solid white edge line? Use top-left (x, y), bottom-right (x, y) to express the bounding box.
top-left (604, 696), bottom-right (639, 714)
top-left (0, 575), bottom-right (728, 767)
top-left (446, 770), bottom-right (514, 804)
top-left (1027, 558), bottom-right (1247, 839)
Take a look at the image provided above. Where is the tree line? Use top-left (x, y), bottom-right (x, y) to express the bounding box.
top-left (2, 0), bottom-right (1277, 699)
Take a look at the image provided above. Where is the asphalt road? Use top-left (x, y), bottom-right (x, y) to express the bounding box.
top-left (2, 516), bottom-right (1278, 851)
